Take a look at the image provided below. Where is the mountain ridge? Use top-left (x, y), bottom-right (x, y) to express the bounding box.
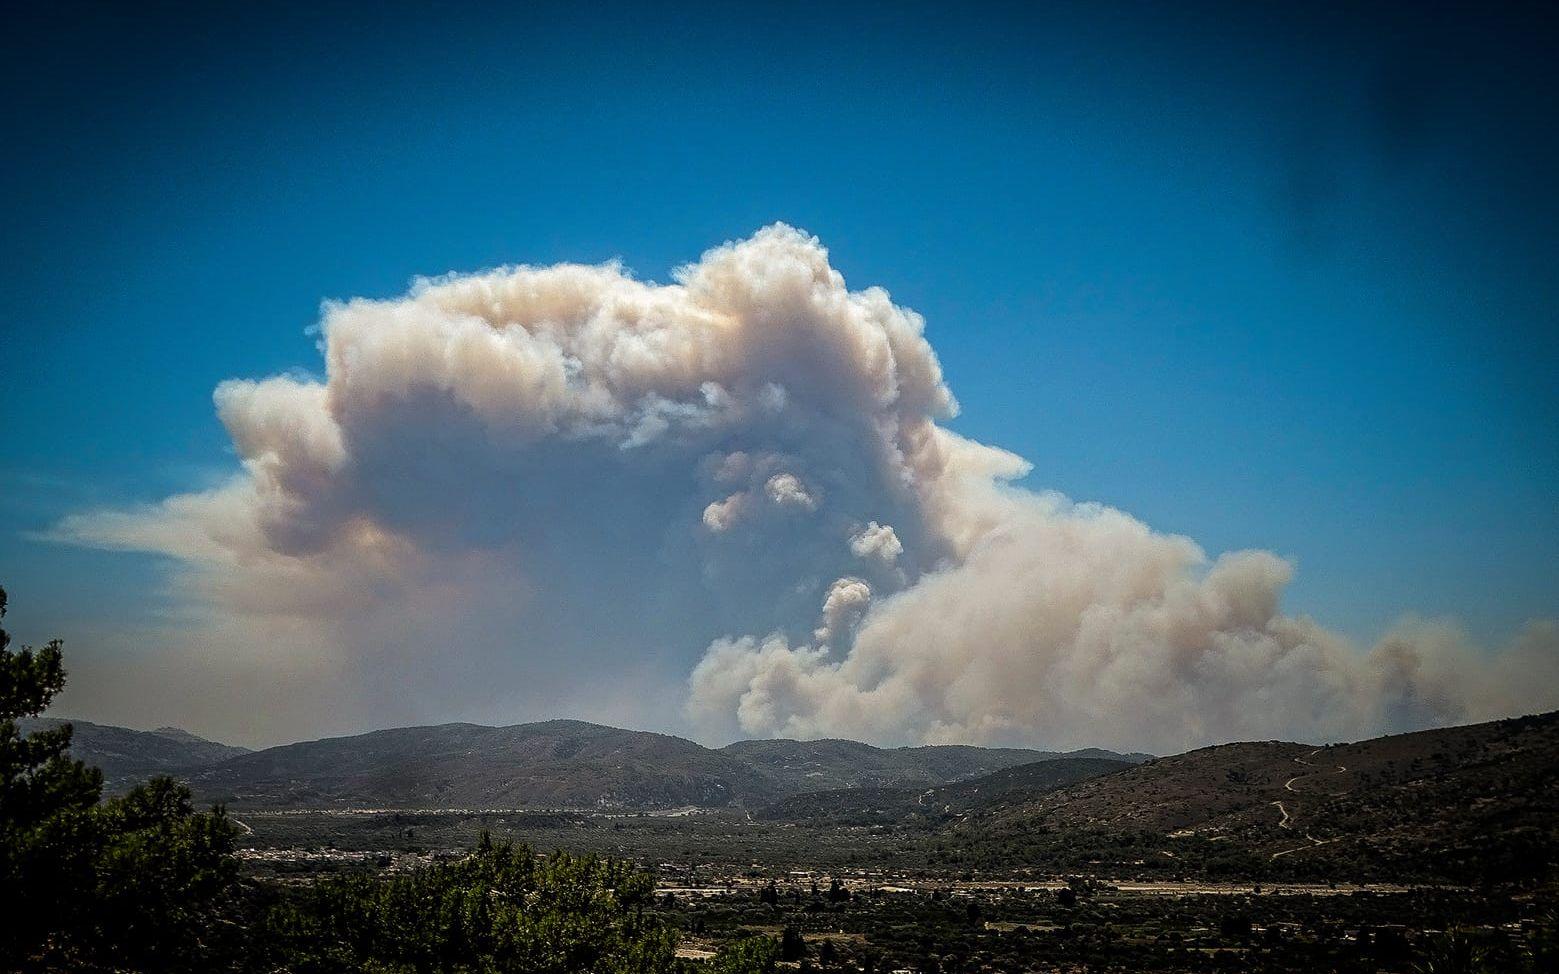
top-left (945, 710), bottom-right (1559, 884)
top-left (183, 719), bottom-right (1148, 809)
top-left (24, 711), bottom-right (1555, 885)
top-left (22, 715), bottom-right (1150, 810)
top-left (754, 755), bottom-right (1138, 825)
top-left (18, 717), bottom-right (251, 790)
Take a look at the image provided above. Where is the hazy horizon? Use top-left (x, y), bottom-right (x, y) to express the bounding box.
top-left (36, 709), bottom-right (1168, 754)
top-left (40, 705), bottom-right (1555, 759)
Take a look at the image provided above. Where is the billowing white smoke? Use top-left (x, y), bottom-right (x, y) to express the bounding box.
top-left (57, 225), bottom-right (1557, 748)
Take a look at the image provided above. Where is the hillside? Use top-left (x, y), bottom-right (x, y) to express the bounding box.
top-left (172, 720), bottom-right (1149, 810)
top-left (185, 720), bottom-right (777, 809)
top-left (30, 709), bottom-right (1556, 886)
top-left (755, 756), bottom-right (1135, 825)
top-left (949, 711), bottom-right (1559, 885)
top-left (723, 737), bottom-right (1147, 795)
top-left (19, 717), bottom-right (250, 791)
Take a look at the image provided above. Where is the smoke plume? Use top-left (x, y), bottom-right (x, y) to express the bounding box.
top-left (56, 225), bottom-right (1557, 748)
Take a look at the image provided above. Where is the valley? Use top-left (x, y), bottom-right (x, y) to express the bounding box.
top-left (39, 709), bottom-right (1559, 971)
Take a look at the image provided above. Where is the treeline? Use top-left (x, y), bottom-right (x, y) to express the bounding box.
top-left (0, 587), bottom-right (777, 973)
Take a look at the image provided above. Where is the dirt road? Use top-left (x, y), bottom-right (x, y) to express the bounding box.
top-left (1270, 748), bottom-right (1347, 858)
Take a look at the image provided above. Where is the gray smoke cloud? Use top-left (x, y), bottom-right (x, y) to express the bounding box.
top-left (55, 225), bottom-right (1558, 749)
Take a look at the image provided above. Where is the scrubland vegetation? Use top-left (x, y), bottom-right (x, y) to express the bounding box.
top-left (5, 585), bottom-right (1556, 972)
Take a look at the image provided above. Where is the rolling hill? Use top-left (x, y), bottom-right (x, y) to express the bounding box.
top-left (19, 717), bottom-right (250, 791)
top-left (723, 737), bottom-right (1147, 794)
top-left (20, 710), bottom-right (1555, 885)
top-left (755, 755), bottom-right (1136, 825)
top-left (949, 711), bottom-right (1559, 884)
top-left (169, 719), bottom-right (1148, 810)
top-left (184, 720), bottom-right (773, 809)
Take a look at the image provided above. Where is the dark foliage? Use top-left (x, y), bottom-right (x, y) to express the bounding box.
top-left (0, 586), bottom-right (240, 972)
top-left (1, 584), bottom-right (790, 973)
top-left (263, 835), bottom-right (678, 972)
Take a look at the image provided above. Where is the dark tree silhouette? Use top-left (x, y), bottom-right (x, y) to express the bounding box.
top-left (0, 585), bottom-right (105, 964)
top-left (0, 585), bottom-right (239, 972)
top-left (780, 924), bottom-right (807, 961)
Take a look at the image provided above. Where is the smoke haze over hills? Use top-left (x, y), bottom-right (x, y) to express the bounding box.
top-left (53, 226), bottom-right (1558, 750)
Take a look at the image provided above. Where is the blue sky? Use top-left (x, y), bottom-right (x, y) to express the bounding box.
top-left (2, 1), bottom-right (1555, 666)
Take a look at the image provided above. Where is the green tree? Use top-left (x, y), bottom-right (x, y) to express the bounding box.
top-left (0, 586), bottom-right (240, 972)
top-left (779, 924), bottom-right (807, 962)
top-left (0, 585), bottom-right (105, 965)
top-left (266, 836), bottom-right (679, 972)
top-left (90, 777), bottom-right (241, 970)
top-left (709, 937), bottom-right (779, 974)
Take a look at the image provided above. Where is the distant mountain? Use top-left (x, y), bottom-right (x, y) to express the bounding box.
top-left (170, 719), bottom-right (1148, 810)
top-left (755, 756), bottom-right (1136, 825)
top-left (722, 737), bottom-right (1148, 795)
top-left (184, 720), bottom-right (774, 809)
top-left (22, 710), bottom-right (1554, 884)
top-left (952, 711), bottom-right (1559, 885)
top-left (17, 714), bottom-right (1151, 811)
top-left (19, 717), bottom-right (250, 791)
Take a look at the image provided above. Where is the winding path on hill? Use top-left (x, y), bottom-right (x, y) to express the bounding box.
top-left (1270, 748), bottom-right (1348, 859)
top-left (1271, 800), bottom-right (1293, 829)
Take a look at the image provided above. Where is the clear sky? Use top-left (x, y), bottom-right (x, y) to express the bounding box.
top-left (2, 2), bottom-right (1555, 744)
